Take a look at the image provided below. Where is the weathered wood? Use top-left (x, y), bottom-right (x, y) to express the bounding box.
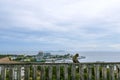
top-left (24, 65), bottom-right (30, 80)
top-left (109, 65), bottom-right (115, 80)
top-left (40, 65), bottom-right (45, 80)
top-left (79, 64), bottom-right (84, 80)
top-left (48, 66), bottom-right (52, 80)
top-left (94, 64), bottom-right (100, 80)
top-left (102, 65), bottom-right (107, 80)
top-left (88, 65), bottom-right (92, 80)
top-left (1, 66), bottom-right (6, 80)
top-left (71, 64), bottom-right (76, 80)
top-left (17, 66), bottom-right (21, 80)
top-left (56, 65), bottom-right (60, 80)
top-left (64, 65), bottom-right (68, 80)
top-left (106, 65), bottom-right (115, 80)
top-left (2, 62), bottom-right (120, 65)
top-left (32, 65), bottom-right (37, 80)
top-left (117, 64), bottom-right (120, 80)
top-left (9, 66), bottom-right (14, 80)
top-left (1, 62), bottom-right (120, 80)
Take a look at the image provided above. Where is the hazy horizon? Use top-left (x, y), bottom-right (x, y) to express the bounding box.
top-left (0, 51), bottom-right (120, 62)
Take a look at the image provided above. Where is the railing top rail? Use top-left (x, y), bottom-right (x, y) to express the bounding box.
top-left (0, 62), bottom-right (120, 65)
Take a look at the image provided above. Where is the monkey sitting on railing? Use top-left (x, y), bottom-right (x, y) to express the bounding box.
top-left (72, 53), bottom-right (80, 63)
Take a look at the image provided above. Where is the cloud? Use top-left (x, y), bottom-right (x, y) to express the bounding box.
top-left (0, 0), bottom-right (120, 51)
top-left (109, 44), bottom-right (120, 49)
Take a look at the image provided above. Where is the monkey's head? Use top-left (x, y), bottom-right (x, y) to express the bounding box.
top-left (75, 53), bottom-right (79, 57)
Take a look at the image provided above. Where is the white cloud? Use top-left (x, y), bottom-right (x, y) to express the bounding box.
top-left (109, 44), bottom-right (120, 49)
top-left (1, 0), bottom-right (120, 31)
top-left (1, 0), bottom-right (120, 50)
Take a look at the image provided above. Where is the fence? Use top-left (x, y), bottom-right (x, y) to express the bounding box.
top-left (0, 62), bottom-right (120, 80)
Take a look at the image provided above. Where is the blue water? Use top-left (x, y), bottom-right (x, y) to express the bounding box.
top-left (0, 51), bottom-right (120, 62)
top-left (51, 51), bottom-right (120, 62)
top-left (77, 51), bottom-right (120, 62)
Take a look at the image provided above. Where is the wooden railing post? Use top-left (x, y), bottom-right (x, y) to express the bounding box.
top-left (17, 66), bottom-right (21, 80)
top-left (9, 66), bottom-right (14, 80)
top-left (1, 66), bottom-right (6, 80)
top-left (64, 65), bottom-right (68, 80)
top-left (71, 64), bottom-right (76, 80)
top-left (117, 64), bottom-right (120, 80)
top-left (79, 64), bottom-right (84, 80)
top-left (24, 65), bottom-right (30, 80)
top-left (32, 65), bottom-right (37, 80)
top-left (107, 65), bottom-right (112, 80)
top-left (94, 64), bottom-right (100, 80)
top-left (40, 65), bottom-right (45, 80)
top-left (56, 65), bottom-right (60, 80)
top-left (102, 65), bottom-right (107, 80)
top-left (48, 65), bottom-right (53, 80)
top-left (88, 64), bottom-right (92, 80)
top-left (109, 65), bottom-right (115, 80)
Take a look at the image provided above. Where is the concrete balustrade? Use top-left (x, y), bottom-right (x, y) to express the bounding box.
top-left (0, 62), bottom-right (120, 80)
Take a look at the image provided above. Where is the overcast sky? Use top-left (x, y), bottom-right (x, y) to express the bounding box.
top-left (0, 0), bottom-right (120, 52)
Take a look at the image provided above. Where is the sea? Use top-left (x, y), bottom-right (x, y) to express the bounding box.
top-left (50, 51), bottom-right (120, 62)
top-left (0, 51), bottom-right (120, 62)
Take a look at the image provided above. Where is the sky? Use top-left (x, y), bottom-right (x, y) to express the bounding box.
top-left (0, 0), bottom-right (120, 52)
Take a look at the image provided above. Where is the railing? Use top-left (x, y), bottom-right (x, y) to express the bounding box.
top-left (0, 62), bottom-right (120, 80)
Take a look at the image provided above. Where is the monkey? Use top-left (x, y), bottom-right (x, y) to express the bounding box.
top-left (72, 53), bottom-right (80, 63)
